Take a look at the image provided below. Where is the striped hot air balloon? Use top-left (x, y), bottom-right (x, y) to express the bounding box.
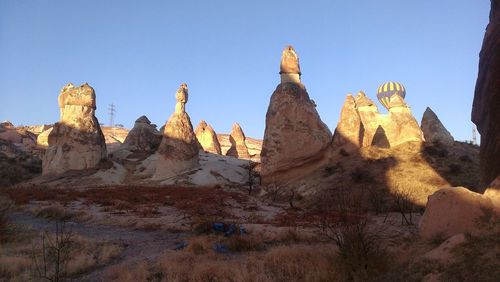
top-left (376, 82), bottom-right (406, 110)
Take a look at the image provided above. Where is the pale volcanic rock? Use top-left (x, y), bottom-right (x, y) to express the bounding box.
top-left (195, 120), bottom-right (222, 155)
top-left (332, 94), bottom-right (363, 150)
top-left (261, 46), bottom-right (332, 184)
top-left (43, 83), bottom-right (107, 175)
top-left (334, 91), bottom-right (424, 150)
top-left (36, 127), bottom-right (53, 148)
top-left (154, 83), bottom-right (199, 179)
top-left (472, 0), bottom-right (500, 188)
top-left (279, 45), bottom-right (301, 83)
top-left (419, 187), bottom-right (500, 239)
top-left (421, 107), bottom-right (454, 145)
top-left (101, 126), bottom-right (130, 153)
top-left (226, 123), bottom-right (251, 159)
top-left (121, 115), bottom-right (162, 153)
top-left (217, 134), bottom-right (262, 161)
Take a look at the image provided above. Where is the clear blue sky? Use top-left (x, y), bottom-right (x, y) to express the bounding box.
top-left (0, 0), bottom-right (490, 141)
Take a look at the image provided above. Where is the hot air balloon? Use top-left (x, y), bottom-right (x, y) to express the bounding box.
top-left (376, 82), bottom-right (406, 110)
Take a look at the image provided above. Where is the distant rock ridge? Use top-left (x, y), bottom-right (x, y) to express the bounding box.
top-left (154, 83), bottom-right (199, 179)
top-left (261, 46), bottom-right (332, 185)
top-left (421, 107), bottom-right (454, 145)
top-left (195, 120), bottom-right (222, 155)
top-left (333, 90), bottom-right (424, 151)
top-left (43, 83), bottom-right (107, 174)
top-left (226, 123), bottom-right (250, 159)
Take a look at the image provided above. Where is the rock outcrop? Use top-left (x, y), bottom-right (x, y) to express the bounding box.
top-left (154, 83), bottom-right (199, 179)
top-left (333, 91), bottom-right (424, 151)
top-left (42, 83), bottom-right (107, 174)
top-left (421, 107), bottom-right (454, 145)
top-left (226, 123), bottom-right (250, 159)
top-left (419, 187), bottom-right (499, 239)
top-left (195, 120), bottom-right (222, 155)
top-left (261, 46), bottom-right (332, 185)
top-left (122, 116), bottom-right (162, 153)
top-left (332, 94), bottom-right (363, 151)
top-left (472, 0), bottom-right (500, 188)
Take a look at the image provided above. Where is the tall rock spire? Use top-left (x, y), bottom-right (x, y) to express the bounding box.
top-left (261, 46), bottom-right (332, 185)
top-left (154, 83), bottom-right (199, 179)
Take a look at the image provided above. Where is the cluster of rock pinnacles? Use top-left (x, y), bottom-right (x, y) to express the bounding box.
top-left (42, 45), bottom-right (454, 182)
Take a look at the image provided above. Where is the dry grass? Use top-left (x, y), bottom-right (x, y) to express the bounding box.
top-left (1, 185), bottom-right (248, 220)
top-left (152, 243), bottom-right (338, 282)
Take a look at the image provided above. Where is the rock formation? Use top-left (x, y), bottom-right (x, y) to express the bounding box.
top-left (195, 120), bottom-right (222, 155)
top-left (472, 0), bottom-right (500, 188)
top-left (421, 107), bottom-right (454, 145)
top-left (261, 46), bottom-right (332, 185)
top-left (419, 187), bottom-right (500, 239)
top-left (154, 83), bottom-right (199, 179)
top-left (332, 94), bottom-right (363, 151)
top-left (42, 83), bottom-right (107, 174)
top-left (226, 123), bottom-right (250, 159)
top-left (122, 116), bottom-right (162, 153)
top-left (419, 1), bottom-right (500, 241)
top-left (333, 90), bottom-right (424, 151)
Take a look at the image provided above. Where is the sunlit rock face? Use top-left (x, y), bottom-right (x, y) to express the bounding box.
top-left (226, 123), bottom-right (250, 159)
top-left (261, 46), bottom-right (332, 185)
top-left (154, 83), bottom-right (199, 179)
top-left (280, 45), bottom-right (301, 84)
top-left (333, 91), bottom-right (424, 151)
top-left (43, 83), bottom-right (107, 174)
top-left (195, 120), bottom-right (222, 155)
top-left (122, 115), bottom-right (162, 153)
top-left (472, 0), bottom-right (500, 188)
top-left (421, 107), bottom-right (454, 145)
top-left (332, 94), bottom-right (363, 151)
top-left (419, 187), bottom-right (500, 239)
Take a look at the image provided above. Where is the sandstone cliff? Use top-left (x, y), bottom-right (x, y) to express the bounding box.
top-left (472, 0), bottom-right (500, 188)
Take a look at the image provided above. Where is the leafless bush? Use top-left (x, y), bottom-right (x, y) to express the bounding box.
top-left (316, 190), bottom-right (389, 281)
top-left (392, 189), bottom-right (417, 225)
top-left (31, 221), bottom-right (74, 282)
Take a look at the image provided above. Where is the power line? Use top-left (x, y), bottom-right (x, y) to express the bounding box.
top-left (108, 103), bottom-right (115, 127)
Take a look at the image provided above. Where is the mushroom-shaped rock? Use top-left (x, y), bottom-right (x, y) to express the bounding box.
top-left (421, 107), bottom-right (454, 145)
top-left (122, 115), bottom-right (162, 152)
top-left (195, 120), bottom-right (222, 155)
top-left (43, 83), bottom-right (107, 174)
top-left (279, 45), bottom-right (301, 84)
top-left (154, 83), bottom-right (200, 179)
top-left (261, 46), bottom-right (332, 184)
top-left (226, 123), bottom-right (250, 159)
top-left (175, 83), bottom-right (189, 114)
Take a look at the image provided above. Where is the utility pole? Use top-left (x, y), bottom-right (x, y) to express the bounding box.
top-left (472, 126), bottom-right (478, 146)
top-left (108, 103), bottom-right (115, 128)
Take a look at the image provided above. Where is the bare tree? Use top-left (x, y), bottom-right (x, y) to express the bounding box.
top-left (32, 221), bottom-right (74, 282)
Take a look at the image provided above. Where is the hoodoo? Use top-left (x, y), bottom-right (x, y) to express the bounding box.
top-left (261, 46), bottom-right (332, 185)
top-left (43, 83), bottom-right (107, 174)
top-left (154, 83), bottom-right (200, 179)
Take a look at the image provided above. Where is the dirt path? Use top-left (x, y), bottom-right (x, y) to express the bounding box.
top-left (8, 212), bottom-right (188, 281)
